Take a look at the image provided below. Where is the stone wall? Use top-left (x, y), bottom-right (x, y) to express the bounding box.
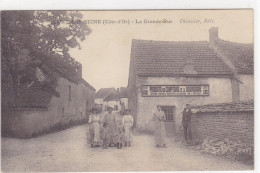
top-left (191, 111), bottom-right (254, 147)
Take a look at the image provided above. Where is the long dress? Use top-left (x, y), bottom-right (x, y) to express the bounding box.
top-left (103, 113), bottom-right (116, 145)
top-left (101, 126), bottom-right (110, 147)
top-left (88, 114), bottom-right (101, 145)
top-left (114, 113), bottom-right (124, 144)
top-left (153, 110), bottom-right (166, 147)
top-left (122, 114), bottom-right (134, 143)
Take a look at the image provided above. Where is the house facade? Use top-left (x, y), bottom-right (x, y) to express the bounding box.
top-left (2, 50), bottom-right (96, 138)
top-left (95, 87), bottom-right (129, 112)
top-left (128, 27), bottom-right (253, 136)
top-left (95, 88), bottom-right (118, 111)
top-left (103, 91), bottom-right (120, 111)
top-left (119, 87), bottom-right (129, 113)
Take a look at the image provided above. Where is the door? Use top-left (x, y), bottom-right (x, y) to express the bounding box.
top-left (160, 106), bottom-right (176, 136)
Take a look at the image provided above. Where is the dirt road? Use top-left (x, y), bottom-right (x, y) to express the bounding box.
top-left (1, 124), bottom-right (253, 172)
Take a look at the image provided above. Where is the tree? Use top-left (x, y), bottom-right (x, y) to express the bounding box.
top-left (1, 11), bottom-right (91, 107)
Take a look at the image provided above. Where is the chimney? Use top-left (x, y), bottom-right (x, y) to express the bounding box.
top-left (117, 88), bottom-right (119, 93)
top-left (209, 27), bottom-right (218, 41)
top-left (78, 63), bottom-right (82, 78)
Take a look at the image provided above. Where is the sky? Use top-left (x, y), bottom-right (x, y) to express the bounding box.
top-left (69, 10), bottom-right (253, 91)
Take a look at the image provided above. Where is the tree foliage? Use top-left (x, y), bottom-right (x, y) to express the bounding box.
top-left (1, 11), bottom-right (91, 107)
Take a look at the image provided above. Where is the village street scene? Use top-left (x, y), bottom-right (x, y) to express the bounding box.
top-left (1, 10), bottom-right (254, 172)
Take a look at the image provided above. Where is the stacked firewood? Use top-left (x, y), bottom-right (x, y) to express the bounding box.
top-left (194, 137), bottom-right (253, 160)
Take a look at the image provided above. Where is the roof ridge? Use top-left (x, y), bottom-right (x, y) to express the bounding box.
top-left (215, 38), bottom-right (254, 46)
top-left (132, 39), bottom-right (209, 44)
top-left (191, 100), bottom-right (254, 108)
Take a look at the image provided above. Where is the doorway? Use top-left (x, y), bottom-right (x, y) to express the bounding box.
top-left (160, 106), bottom-right (176, 136)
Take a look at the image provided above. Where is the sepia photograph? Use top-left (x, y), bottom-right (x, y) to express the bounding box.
top-left (1, 9), bottom-right (254, 172)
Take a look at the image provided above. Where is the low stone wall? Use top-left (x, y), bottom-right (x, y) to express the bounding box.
top-left (191, 111), bottom-right (254, 147)
top-left (2, 108), bottom-right (88, 138)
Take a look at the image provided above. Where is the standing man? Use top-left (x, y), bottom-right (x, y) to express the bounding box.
top-left (103, 107), bottom-right (116, 147)
top-left (182, 104), bottom-right (192, 145)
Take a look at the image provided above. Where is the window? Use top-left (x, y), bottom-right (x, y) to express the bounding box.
top-left (62, 108), bottom-right (64, 115)
top-left (142, 85), bottom-right (209, 96)
top-left (69, 86), bottom-right (71, 101)
top-left (160, 106), bottom-right (176, 121)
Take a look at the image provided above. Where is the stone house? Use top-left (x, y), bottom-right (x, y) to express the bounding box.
top-left (95, 88), bottom-right (118, 111)
top-left (103, 91), bottom-right (120, 111)
top-left (128, 27), bottom-right (253, 136)
top-left (95, 87), bottom-right (129, 112)
top-left (2, 50), bottom-right (96, 138)
top-left (119, 87), bottom-right (129, 113)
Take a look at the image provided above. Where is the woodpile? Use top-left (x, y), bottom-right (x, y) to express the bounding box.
top-left (193, 137), bottom-right (253, 161)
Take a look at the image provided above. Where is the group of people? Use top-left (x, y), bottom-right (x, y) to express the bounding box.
top-left (88, 107), bottom-right (134, 149)
top-left (88, 104), bottom-right (193, 149)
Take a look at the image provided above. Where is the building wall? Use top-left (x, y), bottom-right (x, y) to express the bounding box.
top-left (2, 77), bottom-right (95, 138)
top-left (95, 98), bottom-right (105, 110)
top-left (95, 98), bottom-right (103, 105)
top-left (135, 76), bottom-right (233, 131)
top-left (120, 98), bottom-right (128, 110)
top-left (105, 100), bottom-right (120, 110)
top-left (239, 74), bottom-right (254, 101)
top-left (191, 111), bottom-right (254, 147)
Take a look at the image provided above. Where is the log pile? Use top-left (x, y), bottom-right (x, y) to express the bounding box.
top-left (193, 137), bottom-right (253, 162)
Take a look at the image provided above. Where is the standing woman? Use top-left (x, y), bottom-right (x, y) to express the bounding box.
top-left (122, 109), bottom-right (134, 147)
top-left (114, 112), bottom-right (124, 149)
top-left (153, 105), bottom-right (167, 148)
top-left (103, 107), bottom-right (116, 147)
top-left (88, 108), bottom-right (101, 147)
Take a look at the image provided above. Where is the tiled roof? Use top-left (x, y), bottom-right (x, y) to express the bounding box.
top-left (30, 50), bottom-right (95, 91)
top-left (191, 100), bottom-right (254, 113)
top-left (80, 79), bottom-right (96, 91)
top-left (104, 92), bottom-right (120, 102)
top-left (215, 39), bottom-right (254, 74)
top-left (131, 39), bottom-right (233, 76)
top-left (96, 88), bottom-right (117, 98)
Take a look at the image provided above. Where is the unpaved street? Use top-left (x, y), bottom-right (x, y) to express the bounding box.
top-left (1, 124), bottom-right (253, 172)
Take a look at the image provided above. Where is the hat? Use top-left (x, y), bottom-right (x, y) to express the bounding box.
top-left (186, 104), bottom-right (191, 107)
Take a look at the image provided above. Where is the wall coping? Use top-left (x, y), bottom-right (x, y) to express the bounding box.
top-left (2, 107), bottom-right (48, 112)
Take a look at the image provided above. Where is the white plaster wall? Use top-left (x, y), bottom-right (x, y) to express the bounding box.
top-left (239, 74), bottom-right (254, 101)
top-left (106, 100), bottom-right (120, 110)
top-left (136, 76), bottom-right (233, 130)
top-left (95, 98), bottom-right (104, 105)
top-left (120, 98), bottom-right (128, 109)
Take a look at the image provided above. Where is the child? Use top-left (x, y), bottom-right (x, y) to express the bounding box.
top-left (115, 124), bottom-right (124, 149)
top-left (101, 122), bottom-right (110, 149)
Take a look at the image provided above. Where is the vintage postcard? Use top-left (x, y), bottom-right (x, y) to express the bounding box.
top-left (1, 10), bottom-right (254, 172)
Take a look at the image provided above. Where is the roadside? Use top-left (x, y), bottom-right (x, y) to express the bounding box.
top-left (1, 124), bottom-right (253, 172)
